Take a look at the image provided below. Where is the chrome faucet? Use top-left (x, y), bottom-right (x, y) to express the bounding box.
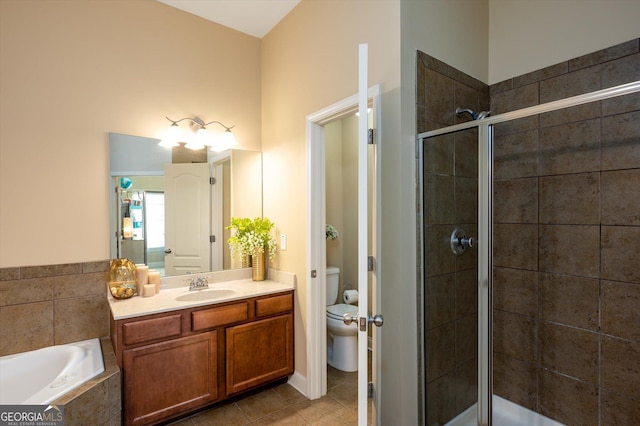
top-left (189, 276), bottom-right (210, 291)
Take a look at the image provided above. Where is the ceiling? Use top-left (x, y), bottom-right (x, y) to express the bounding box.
top-left (156, 0), bottom-right (301, 39)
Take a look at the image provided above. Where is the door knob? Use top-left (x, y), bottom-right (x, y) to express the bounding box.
top-left (369, 314), bottom-right (384, 327)
top-left (342, 313), bottom-right (356, 325)
top-left (342, 313), bottom-right (366, 331)
top-left (342, 313), bottom-right (384, 329)
top-left (164, 248), bottom-right (172, 254)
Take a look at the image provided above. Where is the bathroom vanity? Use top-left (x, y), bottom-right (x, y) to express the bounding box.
top-left (109, 277), bottom-right (294, 426)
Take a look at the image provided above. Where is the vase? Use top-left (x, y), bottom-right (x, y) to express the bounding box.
top-left (252, 250), bottom-right (266, 281)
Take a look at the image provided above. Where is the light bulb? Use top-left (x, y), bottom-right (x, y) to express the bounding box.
top-left (196, 127), bottom-right (213, 147)
top-left (185, 128), bottom-right (207, 150)
top-left (211, 129), bottom-right (237, 152)
top-left (159, 123), bottom-right (181, 148)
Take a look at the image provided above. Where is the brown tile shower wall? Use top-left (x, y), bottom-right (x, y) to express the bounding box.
top-left (0, 260), bottom-right (110, 356)
top-left (417, 51), bottom-right (489, 425)
top-left (490, 39), bottom-right (640, 425)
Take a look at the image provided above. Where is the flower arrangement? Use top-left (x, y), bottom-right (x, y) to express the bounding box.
top-left (326, 224), bottom-right (339, 240)
top-left (227, 217), bottom-right (277, 262)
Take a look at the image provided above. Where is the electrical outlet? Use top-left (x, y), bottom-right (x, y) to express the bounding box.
top-left (280, 234), bottom-right (287, 250)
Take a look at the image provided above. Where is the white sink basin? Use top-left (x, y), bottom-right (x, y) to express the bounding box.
top-left (175, 289), bottom-right (236, 302)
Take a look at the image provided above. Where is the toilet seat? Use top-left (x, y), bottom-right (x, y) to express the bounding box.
top-left (326, 303), bottom-right (358, 320)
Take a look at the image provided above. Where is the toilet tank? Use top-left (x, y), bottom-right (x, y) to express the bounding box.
top-left (326, 266), bottom-right (340, 306)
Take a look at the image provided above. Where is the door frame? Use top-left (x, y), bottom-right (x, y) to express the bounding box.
top-left (305, 84), bottom-right (381, 418)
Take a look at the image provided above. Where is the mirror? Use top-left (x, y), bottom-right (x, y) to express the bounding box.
top-left (109, 133), bottom-right (262, 277)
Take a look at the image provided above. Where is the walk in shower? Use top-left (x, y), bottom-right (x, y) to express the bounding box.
top-left (417, 40), bottom-right (640, 426)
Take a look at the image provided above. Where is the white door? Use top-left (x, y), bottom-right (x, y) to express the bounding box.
top-left (355, 43), bottom-right (382, 426)
top-left (164, 163), bottom-right (210, 275)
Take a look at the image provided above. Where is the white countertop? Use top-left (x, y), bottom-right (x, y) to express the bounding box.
top-left (108, 269), bottom-right (296, 320)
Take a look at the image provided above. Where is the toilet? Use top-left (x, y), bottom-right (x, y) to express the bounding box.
top-left (326, 266), bottom-right (358, 372)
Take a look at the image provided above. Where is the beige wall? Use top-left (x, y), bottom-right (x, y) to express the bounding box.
top-left (325, 119), bottom-right (344, 276)
top-left (261, 0), bottom-right (410, 422)
top-left (340, 114), bottom-right (359, 293)
top-left (0, 0), bottom-right (261, 266)
top-left (489, 0), bottom-right (640, 84)
top-left (403, 0), bottom-right (490, 83)
top-left (325, 114), bottom-right (358, 296)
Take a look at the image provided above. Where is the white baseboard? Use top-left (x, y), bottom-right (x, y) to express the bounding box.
top-left (287, 370), bottom-right (308, 398)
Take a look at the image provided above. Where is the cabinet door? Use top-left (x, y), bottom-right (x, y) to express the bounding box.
top-left (226, 313), bottom-right (294, 395)
top-left (123, 331), bottom-right (217, 426)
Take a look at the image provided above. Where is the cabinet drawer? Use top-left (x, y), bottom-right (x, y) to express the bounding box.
top-left (192, 302), bottom-right (248, 332)
top-left (123, 314), bottom-right (182, 346)
top-left (255, 293), bottom-right (293, 318)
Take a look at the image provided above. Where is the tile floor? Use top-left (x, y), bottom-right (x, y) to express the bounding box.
top-left (168, 366), bottom-right (363, 425)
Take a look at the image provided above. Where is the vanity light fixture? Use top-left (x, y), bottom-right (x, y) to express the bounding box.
top-left (159, 116), bottom-right (237, 152)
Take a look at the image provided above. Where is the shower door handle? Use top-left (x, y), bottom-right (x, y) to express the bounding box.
top-left (450, 228), bottom-right (474, 255)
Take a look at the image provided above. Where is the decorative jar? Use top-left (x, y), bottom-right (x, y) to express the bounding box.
top-left (109, 258), bottom-right (137, 299)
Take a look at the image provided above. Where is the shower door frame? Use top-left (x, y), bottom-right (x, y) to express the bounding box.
top-left (417, 80), bottom-right (640, 426)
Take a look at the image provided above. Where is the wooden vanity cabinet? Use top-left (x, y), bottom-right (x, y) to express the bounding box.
top-left (123, 332), bottom-right (218, 426)
top-left (226, 314), bottom-right (293, 395)
top-left (226, 293), bottom-right (294, 395)
top-left (110, 290), bottom-right (294, 426)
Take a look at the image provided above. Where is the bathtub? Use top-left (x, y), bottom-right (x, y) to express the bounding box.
top-left (0, 338), bottom-right (105, 405)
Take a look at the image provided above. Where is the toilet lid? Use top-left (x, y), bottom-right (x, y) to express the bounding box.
top-left (326, 303), bottom-right (358, 319)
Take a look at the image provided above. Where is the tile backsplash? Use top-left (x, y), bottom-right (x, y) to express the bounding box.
top-left (0, 260), bottom-right (110, 356)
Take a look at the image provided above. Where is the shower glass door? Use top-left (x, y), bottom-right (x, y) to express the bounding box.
top-left (421, 125), bottom-right (482, 425)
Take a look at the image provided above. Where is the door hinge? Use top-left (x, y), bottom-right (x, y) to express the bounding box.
top-left (210, 235), bottom-right (216, 243)
top-left (368, 128), bottom-right (375, 144)
top-left (210, 177), bottom-right (216, 185)
top-left (368, 382), bottom-right (375, 399)
top-left (368, 256), bottom-right (376, 272)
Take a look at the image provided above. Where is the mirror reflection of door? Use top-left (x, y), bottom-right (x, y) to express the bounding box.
top-left (164, 163), bottom-right (211, 276)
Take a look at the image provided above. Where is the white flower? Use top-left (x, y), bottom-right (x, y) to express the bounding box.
top-left (227, 217), bottom-right (277, 262)
top-left (326, 224), bottom-right (339, 240)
